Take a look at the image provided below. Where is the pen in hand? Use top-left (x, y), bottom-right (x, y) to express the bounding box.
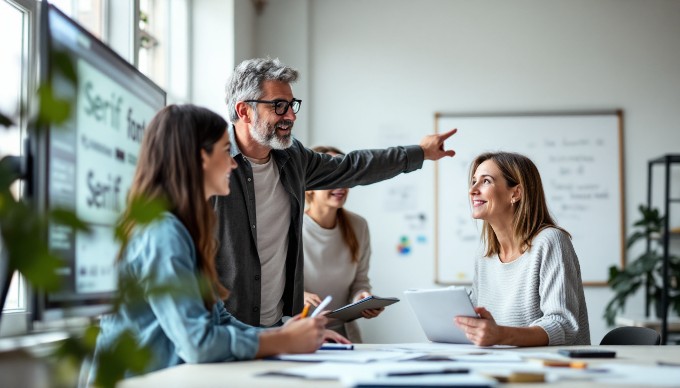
top-left (311, 295), bottom-right (332, 317)
top-left (300, 303), bottom-right (310, 318)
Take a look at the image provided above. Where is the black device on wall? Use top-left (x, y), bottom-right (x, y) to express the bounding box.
top-left (27, 2), bottom-right (166, 322)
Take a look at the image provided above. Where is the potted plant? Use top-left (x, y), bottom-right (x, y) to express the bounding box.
top-left (604, 205), bottom-right (680, 326)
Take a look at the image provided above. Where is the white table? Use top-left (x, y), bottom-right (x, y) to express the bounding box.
top-left (118, 344), bottom-right (680, 388)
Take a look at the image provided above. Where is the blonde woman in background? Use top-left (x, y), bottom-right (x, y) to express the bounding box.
top-left (303, 146), bottom-right (384, 343)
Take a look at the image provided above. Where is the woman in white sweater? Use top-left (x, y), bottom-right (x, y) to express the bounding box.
top-left (455, 152), bottom-right (590, 346)
top-left (303, 146), bottom-right (384, 342)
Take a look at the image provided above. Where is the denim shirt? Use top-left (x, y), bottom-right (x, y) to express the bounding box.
top-left (213, 127), bottom-right (425, 326)
top-left (92, 213), bottom-right (261, 379)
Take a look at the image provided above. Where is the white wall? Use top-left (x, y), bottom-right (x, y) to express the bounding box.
top-left (192, 0), bottom-right (309, 143)
top-left (191, 0), bottom-right (236, 118)
top-left (251, 0), bottom-right (311, 144)
top-left (233, 0), bottom-right (256, 66)
top-left (231, 0), bottom-right (680, 344)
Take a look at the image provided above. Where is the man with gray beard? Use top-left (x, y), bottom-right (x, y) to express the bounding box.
top-left (214, 57), bottom-right (457, 332)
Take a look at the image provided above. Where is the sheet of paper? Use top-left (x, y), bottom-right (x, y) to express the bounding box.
top-left (269, 350), bottom-right (422, 363)
top-left (378, 342), bottom-right (480, 352)
top-left (263, 346), bottom-right (680, 387)
top-left (342, 373), bottom-right (498, 387)
top-left (452, 353), bottom-right (524, 363)
top-left (585, 364), bottom-right (680, 387)
top-left (379, 342), bottom-right (514, 353)
top-left (261, 360), bottom-right (538, 380)
top-left (377, 343), bottom-right (523, 362)
top-left (264, 361), bottom-right (467, 380)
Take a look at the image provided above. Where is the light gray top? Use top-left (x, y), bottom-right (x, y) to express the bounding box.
top-left (471, 227), bottom-right (591, 345)
top-left (302, 210), bottom-right (372, 342)
top-left (302, 211), bottom-right (372, 311)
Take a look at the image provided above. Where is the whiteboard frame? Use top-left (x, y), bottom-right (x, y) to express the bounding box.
top-left (434, 110), bottom-right (625, 287)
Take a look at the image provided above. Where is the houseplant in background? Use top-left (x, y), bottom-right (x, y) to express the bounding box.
top-left (604, 205), bottom-right (680, 326)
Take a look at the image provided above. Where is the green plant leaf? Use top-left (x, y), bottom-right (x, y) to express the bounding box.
top-left (93, 330), bottom-right (152, 388)
top-left (36, 84), bottom-right (72, 126)
top-left (625, 230), bottom-right (647, 249)
top-left (0, 200), bottom-right (63, 290)
top-left (0, 111), bottom-right (13, 127)
top-left (50, 207), bottom-right (91, 233)
top-left (126, 196), bottom-right (168, 224)
top-left (114, 195), bottom-right (168, 247)
top-left (51, 50), bottom-right (78, 84)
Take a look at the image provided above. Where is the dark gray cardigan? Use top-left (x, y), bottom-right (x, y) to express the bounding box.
top-left (213, 127), bottom-right (424, 326)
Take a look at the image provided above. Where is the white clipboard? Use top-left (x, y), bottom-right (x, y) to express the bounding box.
top-left (404, 287), bottom-right (477, 344)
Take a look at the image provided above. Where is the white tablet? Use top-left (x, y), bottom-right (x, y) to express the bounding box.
top-left (404, 287), bottom-right (478, 344)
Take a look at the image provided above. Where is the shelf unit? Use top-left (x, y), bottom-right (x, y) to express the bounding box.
top-left (646, 154), bottom-right (680, 344)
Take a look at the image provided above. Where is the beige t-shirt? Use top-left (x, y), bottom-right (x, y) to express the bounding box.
top-left (250, 157), bottom-right (289, 326)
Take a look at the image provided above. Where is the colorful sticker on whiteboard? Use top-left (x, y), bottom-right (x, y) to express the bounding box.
top-left (397, 236), bottom-right (411, 255)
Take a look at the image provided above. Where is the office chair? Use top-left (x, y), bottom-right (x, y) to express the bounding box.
top-left (600, 326), bottom-right (661, 345)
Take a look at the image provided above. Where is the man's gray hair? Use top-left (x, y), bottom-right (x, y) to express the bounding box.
top-left (225, 57), bottom-right (299, 124)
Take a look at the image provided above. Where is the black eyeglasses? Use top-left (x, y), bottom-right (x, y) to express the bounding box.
top-left (244, 98), bottom-right (302, 116)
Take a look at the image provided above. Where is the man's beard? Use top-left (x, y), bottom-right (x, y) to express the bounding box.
top-left (250, 115), bottom-right (294, 150)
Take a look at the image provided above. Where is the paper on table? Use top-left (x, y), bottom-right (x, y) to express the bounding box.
top-left (342, 373), bottom-right (498, 387)
top-left (265, 361), bottom-right (479, 380)
top-left (579, 364), bottom-right (680, 387)
top-left (269, 350), bottom-right (422, 363)
top-left (262, 351), bottom-right (675, 386)
top-left (378, 342), bottom-right (481, 353)
top-left (453, 353), bottom-right (524, 363)
top-left (378, 343), bottom-right (522, 362)
top-left (262, 360), bottom-right (538, 381)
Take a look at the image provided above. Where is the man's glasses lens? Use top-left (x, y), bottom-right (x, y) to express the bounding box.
top-left (244, 99), bottom-right (302, 115)
top-left (274, 100), bottom-right (301, 115)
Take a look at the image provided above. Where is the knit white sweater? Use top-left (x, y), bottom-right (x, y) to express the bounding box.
top-left (471, 227), bottom-right (591, 345)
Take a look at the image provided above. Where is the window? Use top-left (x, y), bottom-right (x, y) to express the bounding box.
top-left (138, 0), bottom-right (190, 103)
top-left (138, 0), bottom-right (163, 84)
top-left (1, 0), bottom-right (108, 332)
top-left (2, 0), bottom-right (186, 332)
top-left (1, 0), bottom-right (32, 318)
top-left (49, 0), bottom-right (106, 39)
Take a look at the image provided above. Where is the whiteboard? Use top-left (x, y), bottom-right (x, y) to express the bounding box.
top-left (435, 111), bottom-right (624, 286)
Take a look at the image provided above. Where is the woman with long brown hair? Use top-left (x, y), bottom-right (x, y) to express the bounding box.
top-left (303, 146), bottom-right (384, 343)
top-left (455, 152), bottom-right (590, 346)
top-left (92, 105), bottom-right (326, 379)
